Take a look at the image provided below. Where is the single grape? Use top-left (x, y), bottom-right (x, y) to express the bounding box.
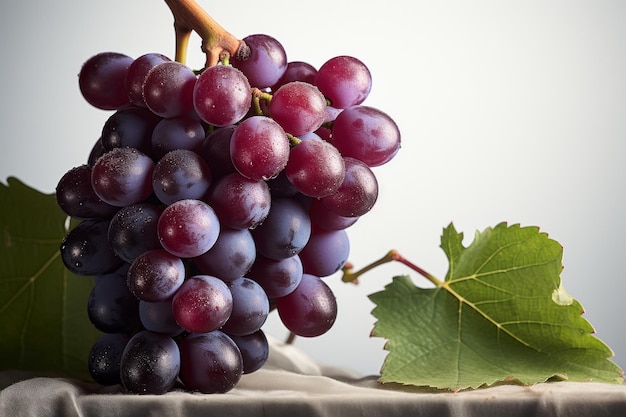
top-left (269, 81), bottom-right (327, 136)
top-left (178, 331), bottom-right (243, 394)
top-left (231, 34), bottom-right (287, 89)
top-left (200, 125), bottom-right (238, 179)
top-left (127, 249), bottom-right (186, 302)
top-left (87, 137), bottom-right (107, 167)
top-left (152, 149), bottom-right (212, 205)
top-left (157, 199), bottom-right (220, 258)
top-left (314, 55), bottom-right (372, 109)
top-left (308, 198), bottom-right (359, 230)
top-left (193, 65), bottom-right (251, 127)
top-left (88, 264), bottom-right (141, 333)
top-left (107, 203), bottom-right (163, 263)
top-left (88, 333), bottom-right (131, 386)
top-left (221, 277), bottom-right (269, 336)
top-left (151, 115), bottom-right (205, 160)
top-left (143, 61), bottom-right (197, 118)
top-left (230, 116), bottom-right (290, 181)
top-left (91, 147), bottom-right (155, 207)
top-left (60, 218), bottom-right (123, 275)
top-left (284, 136), bottom-right (345, 198)
top-left (139, 299), bottom-right (184, 337)
top-left (126, 52), bottom-right (172, 107)
top-left (247, 254), bottom-right (303, 299)
top-left (331, 105), bottom-right (401, 167)
top-left (265, 170), bottom-right (298, 197)
top-left (193, 227), bottom-right (256, 282)
top-left (205, 172), bottom-right (271, 230)
top-left (271, 61), bottom-right (317, 91)
top-left (321, 157), bottom-right (378, 217)
top-left (78, 52), bottom-right (133, 110)
top-left (55, 164), bottom-right (118, 219)
top-left (323, 106), bottom-right (342, 123)
top-left (229, 330), bottom-right (269, 374)
top-left (251, 197), bottom-right (311, 260)
top-left (276, 273), bottom-right (337, 337)
top-left (172, 275), bottom-right (233, 333)
top-left (100, 106), bottom-right (162, 157)
top-left (299, 226), bottom-right (350, 277)
top-left (120, 330), bottom-right (181, 395)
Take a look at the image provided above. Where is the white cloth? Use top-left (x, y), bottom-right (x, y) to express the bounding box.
top-left (1, 337), bottom-right (625, 417)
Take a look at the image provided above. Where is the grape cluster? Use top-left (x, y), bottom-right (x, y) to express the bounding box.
top-left (56, 33), bottom-right (400, 395)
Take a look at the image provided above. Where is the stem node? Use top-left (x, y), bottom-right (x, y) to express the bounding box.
top-left (164, 0), bottom-right (248, 68)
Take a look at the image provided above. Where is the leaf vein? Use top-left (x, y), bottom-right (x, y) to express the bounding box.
top-left (443, 282), bottom-right (535, 351)
top-left (0, 249), bottom-right (60, 315)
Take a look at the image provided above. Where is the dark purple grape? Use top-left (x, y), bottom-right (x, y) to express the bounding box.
top-left (193, 227), bottom-right (256, 282)
top-left (251, 197), bottom-right (311, 260)
top-left (205, 172), bottom-right (271, 230)
top-left (229, 330), bottom-right (269, 374)
top-left (78, 52), bottom-right (133, 110)
top-left (200, 125), bottom-right (237, 179)
top-left (178, 331), bottom-right (243, 394)
top-left (139, 300), bottom-right (184, 337)
top-left (100, 106), bottom-right (162, 156)
top-left (152, 149), bottom-right (212, 205)
top-left (284, 137), bottom-right (345, 198)
top-left (265, 170), bottom-right (298, 197)
top-left (308, 198), bottom-right (359, 230)
top-left (125, 52), bottom-right (172, 107)
top-left (314, 55), bottom-right (372, 109)
top-left (247, 254), bottom-right (303, 299)
top-left (231, 34), bottom-right (287, 89)
top-left (107, 203), bottom-right (163, 263)
top-left (221, 277), bottom-right (269, 336)
top-left (87, 137), bottom-right (107, 167)
top-left (88, 333), bottom-right (131, 385)
top-left (120, 330), bottom-right (180, 394)
top-left (143, 61), bottom-right (197, 118)
top-left (193, 65), bottom-right (251, 127)
top-left (56, 164), bottom-right (118, 219)
top-left (88, 264), bottom-right (140, 333)
top-left (230, 116), bottom-right (290, 181)
top-left (271, 61), bottom-right (317, 91)
top-left (276, 273), bottom-right (337, 337)
top-left (269, 81), bottom-right (327, 136)
top-left (60, 219), bottom-right (123, 275)
top-left (321, 157), bottom-right (378, 217)
top-left (127, 249), bottom-right (185, 302)
top-left (172, 275), bottom-right (233, 333)
top-left (91, 147), bottom-right (155, 207)
top-left (299, 226), bottom-right (350, 277)
top-left (151, 115), bottom-right (205, 159)
top-left (157, 199), bottom-right (220, 258)
top-left (331, 105), bottom-right (401, 167)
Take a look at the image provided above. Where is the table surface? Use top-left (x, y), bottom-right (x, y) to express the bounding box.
top-left (2, 338), bottom-right (625, 417)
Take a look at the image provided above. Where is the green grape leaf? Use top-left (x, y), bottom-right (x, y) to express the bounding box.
top-left (369, 222), bottom-right (624, 390)
top-left (0, 177), bottom-right (100, 379)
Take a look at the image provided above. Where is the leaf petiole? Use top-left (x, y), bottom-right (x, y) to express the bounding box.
top-left (341, 250), bottom-right (443, 287)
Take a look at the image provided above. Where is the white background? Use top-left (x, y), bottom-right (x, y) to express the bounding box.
top-left (1, 0), bottom-right (624, 377)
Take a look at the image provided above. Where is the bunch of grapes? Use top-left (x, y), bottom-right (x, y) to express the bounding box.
top-left (56, 33), bottom-right (400, 395)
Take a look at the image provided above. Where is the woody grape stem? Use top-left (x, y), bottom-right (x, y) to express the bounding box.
top-left (163, 0), bottom-right (250, 67)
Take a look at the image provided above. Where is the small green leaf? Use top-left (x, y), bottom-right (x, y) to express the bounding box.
top-left (369, 222), bottom-right (624, 390)
top-left (0, 177), bottom-right (101, 379)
